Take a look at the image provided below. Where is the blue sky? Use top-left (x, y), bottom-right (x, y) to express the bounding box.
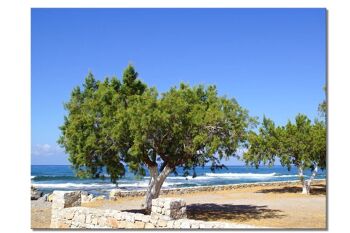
top-left (31, 8), bottom-right (326, 165)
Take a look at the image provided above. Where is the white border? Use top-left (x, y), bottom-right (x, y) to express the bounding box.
top-left (1, 1), bottom-right (350, 233)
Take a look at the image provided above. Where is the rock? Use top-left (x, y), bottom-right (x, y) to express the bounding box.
top-left (112, 212), bottom-right (123, 220)
top-left (180, 220), bottom-right (191, 229)
top-left (75, 214), bottom-right (86, 224)
top-left (139, 214), bottom-right (151, 223)
top-left (166, 220), bottom-right (175, 228)
top-left (97, 217), bottom-right (107, 226)
top-left (134, 213), bottom-right (145, 221)
top-left (91, 195), bottom-right (105, 202)
top-left (47, 193), bottom-right (55, 202)
top-left (190, 222), bottom-right (200, 229)
top-left (199, 222), bottom-right (215, 229)
top-left (81, 193), bottom-right (94, 203)
top-left (42, 193), bottom-right (49, 201)
top-left (51, 191), bottom-right (81, 209)
top-left (85, 214), bottom-right (92, 224)
top-left (157, 219), bottom-right (168, 227)
top-left (65, 211), bottom-right (75, 220)
top-left (118, 221), bottom-right (127, 228)
top-left (134, 221), bottom-right (145, 228)
top-left (145, 223), bottom-right (155, 228)
top-left (31, 186), bottom-right (43, 200)
top-left (107, 217), bottom-right (119, 228)
top-left (124, 213), bottom-right (135, 223)
top-left (109, 189), bottom-right (123, 200)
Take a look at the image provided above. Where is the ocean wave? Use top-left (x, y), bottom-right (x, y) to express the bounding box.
top-left (32, 183), bottom-right (118, 189)
top-left (31, 181), bottom-right (179, 190)
top-left (205, 172), bottom-right (277, 178)
top-left (166, 176), bottom-right (214, 181)
top-left (118, 181), bottom-right (177, 188)
top-left (31, 174), bottom-right (114, 181)
top-left (277, 174), bottom-right (299, 178)
top-left (32, 175), bottom-right (78, 181)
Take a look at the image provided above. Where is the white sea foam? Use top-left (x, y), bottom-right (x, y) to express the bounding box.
top-left (31, 172), bottom-right (303, 190)
top-left (32, 183), bottom-right (117, 189)
top-left (31, 176), bottom-right (36, 179)
top-left (118, 181), bottom-right (177, 188)
top-left (31, 181), bottom-right (179, 189)
top-left (205, 172), bottom-right (277, 178)
top-left (277, 174), bottom-right (299, 178)
top-left (166, 176), bottom-right (214, 181)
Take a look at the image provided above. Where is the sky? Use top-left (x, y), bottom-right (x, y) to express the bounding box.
top-left (31, 8), bottom-right (326, 165)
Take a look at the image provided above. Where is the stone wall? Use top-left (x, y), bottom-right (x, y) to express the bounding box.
top-left (50, 191), bottom-right (253, 229)
top-left (109, 179), bottom-right (325, 199)
top-left (151, 198), bottom-right (186, 220)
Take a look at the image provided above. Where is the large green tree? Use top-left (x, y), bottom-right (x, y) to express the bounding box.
top-left (58, 65), bottom-right (255, 211)
top-left (244, 114), bottom-right (326, 194)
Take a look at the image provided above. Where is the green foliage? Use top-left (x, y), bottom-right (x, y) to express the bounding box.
top-left (127, 83), bottom-right (256, 175)
top-left (58, 66), bottom-right (146, 183)
top-left (244, 117), bottom-right (281, 168)
top-left (318, 85), bottom-right (327, 119)
top-left (244, 114), bottom-right (326, 172)
top-left (58, 65), bottom-right (255, 183)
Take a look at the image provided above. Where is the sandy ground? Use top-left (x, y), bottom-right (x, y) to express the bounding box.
top-left (31, 198), bottom-right (52, 229)
top-left (31, 180), bottom-right (326, 229)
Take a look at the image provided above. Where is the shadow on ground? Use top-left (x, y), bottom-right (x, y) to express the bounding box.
top-left (256, 184), bottom-right (326, 195)
top-left (124, 208), bottom-right (147, 214)
top-left (187, 203), bottom-right (285, 222)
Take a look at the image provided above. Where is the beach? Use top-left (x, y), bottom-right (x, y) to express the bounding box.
top-left (31, 180), bottom-right (326, 229)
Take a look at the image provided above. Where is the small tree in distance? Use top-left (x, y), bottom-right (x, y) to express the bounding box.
top-left (244, 114), bottom-right (326, 194)
top-left (58, 65), bottom-right (256, 212)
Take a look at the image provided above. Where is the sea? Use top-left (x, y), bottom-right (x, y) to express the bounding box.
top-left (31, 165), bottom-right (326, 196)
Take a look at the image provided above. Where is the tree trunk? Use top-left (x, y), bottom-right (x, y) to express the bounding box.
top-left (144, 164), bottom-right (173, 213)
top-left (302, 180), bottom-right (309, 194)
top-left (303, 165), bottom-right (318, 195)
top-left (298, 166), bottom-right (308, 194)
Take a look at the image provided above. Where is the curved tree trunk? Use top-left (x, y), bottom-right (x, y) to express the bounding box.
top-left (144, 164), bottom-right (173, 213)
top-left (298, 166), bottom-right (308, 194)
top-left (303, 165), bottom-right (318, 195)
top-left (302, 181), bottom-right (309, 194)
top-left (299, 165), bottom-right (318, 195)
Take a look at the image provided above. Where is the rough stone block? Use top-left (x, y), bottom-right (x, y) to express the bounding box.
top-left (65, 211), bottom-right (75, 220)
top-left (134, 221), bottom-right (146, 228)
top-left (112, 212), bottom-right (123, 220)
top-left (125, 221), bottom-right (136, 228)
top-left (75, 214), bottom-right (86, 224)
top-left (109, 189), bottom-right (123, 200)
top-left (180, 220), bottom-right (191, 229)
top-left (52, 191), bottom-right (81, 210)
top-left (151, 198), bottom-right (187, 220)
top-left (139, 214), bottom-right (151, 223)
top-left (150, 217), bottom-right (158, 225)
top-left (118, 221), bottom-right (127, 228)
top-left (58, 221), bottom-right (70, 228)
top-left (92, 217), bottom-right (98, 225)
top-left (124, 213), bottom-right (135, 223)
top-left (173, 220), bottom-right (182, 229)
top-left (166, 220), bottom-right (175, 228)
top-left (98, 216), bottom-right (107, 226)
top-left (145, 222), bottom-right (155, 228)
top-left (157, 219), bottom-right (168, 227)
top-left (85, 214), bottom-right (92, 224)
top-left (107, 217), bottom-right (119, 228)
